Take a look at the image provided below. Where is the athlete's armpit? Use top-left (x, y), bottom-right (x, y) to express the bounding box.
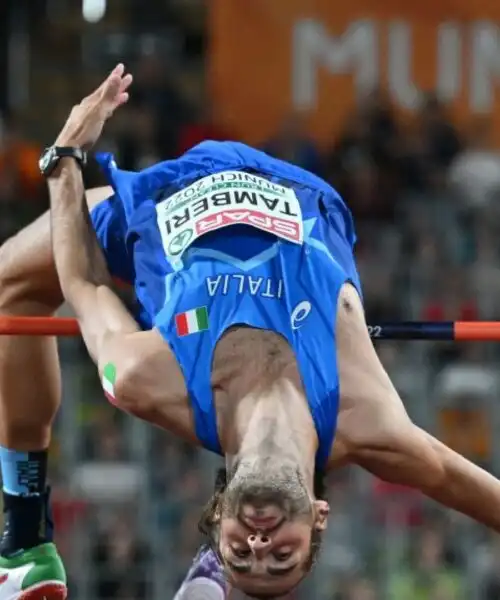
top-left (334, 283), bottom-right (412, 454)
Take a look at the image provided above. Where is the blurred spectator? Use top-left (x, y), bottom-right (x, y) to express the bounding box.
top-left (342, 577), bottom-right (379, 600)
top-left (265, 112), bottom-right (323, 176)
top-left (480, 538), bottom-right (500, 600)
top-left (315, 471), bottom-right (362, 584)
top-left (170, 0), bottom-right (207, 63)
top-left (388, 526), bottom-right (465, 600)
top-left (172, 508), bottom-right (206, 588)
top-left (0, 112), bottom-right (42, 199)
top-left (84, 412), bottom-right (127, 462)
top-left (177, 100), bottom-right (230, 155)
top-left (421, 269), bottom-right (478, 322)
top-left (434, 361), bottom-right (497, 463)
top-left (0, 112), bottom-right (44, 240)
top-left (327, 110), bottom-right (372, 183)
top-left (115, 105), bottom-right (163, 170)
top-left (471, 220), bottom-right (500, 317)
top-left (91, 513), bottom-right (150, 600)
top-left (372, 478), bottom-right (424, 529)
top-left (417, 94), bottom-right (462, 169)
top-left (327, 106), bottom-right (398, 222)
top-left (329, 90), bottom-right (399, 175)
top-left (357, 88), bottom-right (400, 170)
top-left (356, 232), bottom-right (402, 321)
top-left (131, 54), bottom-right (190, 155)
top-left (448, 118), bottom-right (500, 209)
top-left (396, 129), bottom-right (433, 193)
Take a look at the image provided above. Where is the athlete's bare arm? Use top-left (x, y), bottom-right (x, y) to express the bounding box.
top-left (47, 65), bottom-right (139, 367)
top-left (48, 158), bottom-right (139, 365)
top-left (335, 283), bottom-right (500, 532)
top-left (45, 65), bottom-right (195, 441)
top-left (49, 153), bottom-right (195, 440)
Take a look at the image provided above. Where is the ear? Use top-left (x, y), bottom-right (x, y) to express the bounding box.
top-left (313, 500), bottom-right (329, 532)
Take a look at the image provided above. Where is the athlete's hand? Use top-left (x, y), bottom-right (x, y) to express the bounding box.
top-left (55, 63), bottom-right (132, 149)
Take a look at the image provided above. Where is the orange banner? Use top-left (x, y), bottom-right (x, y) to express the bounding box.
top-left (209, 0), bottom-right (500, 146)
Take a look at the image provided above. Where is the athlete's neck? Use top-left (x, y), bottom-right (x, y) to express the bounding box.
top-left (222, 377), bottom-right (318, 497)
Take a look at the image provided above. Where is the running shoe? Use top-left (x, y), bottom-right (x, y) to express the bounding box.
top-left (0, 542), bottom-right (66, 600)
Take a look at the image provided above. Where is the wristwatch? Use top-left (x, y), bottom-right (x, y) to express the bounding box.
top-left (39, 146), bottom-right (87, 177)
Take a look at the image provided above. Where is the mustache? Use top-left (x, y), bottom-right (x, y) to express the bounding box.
top-left (235, 487), bottom-right (290, 510)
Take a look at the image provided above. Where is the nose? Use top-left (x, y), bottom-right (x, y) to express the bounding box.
top-left (248, 533), bottom-right (272, 558)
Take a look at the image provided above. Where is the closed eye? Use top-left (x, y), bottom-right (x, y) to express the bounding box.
top-left (231, 547), bottom-right (251, 559)
top-left (273, 551), bottom-right (292, 562)
top-left (267, 563), bottom-right (299, 576)
top-left (226, 560), bottom-right (251, 574)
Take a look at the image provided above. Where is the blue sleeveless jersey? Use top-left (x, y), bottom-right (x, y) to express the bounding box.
top-left (91, 141), bottom-right (361, 470)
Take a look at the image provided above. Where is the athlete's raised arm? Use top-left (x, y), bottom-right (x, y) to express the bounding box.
top-left (45, 64), bottom-right (139, 365)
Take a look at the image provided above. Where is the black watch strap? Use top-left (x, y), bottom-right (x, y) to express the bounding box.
top-left (39, 146), bottom-right (88, 177)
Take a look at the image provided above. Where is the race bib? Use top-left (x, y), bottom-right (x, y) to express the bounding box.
top-left (156, 170), bottom-right (303, 267)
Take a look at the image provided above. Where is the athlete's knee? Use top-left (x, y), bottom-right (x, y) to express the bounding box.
top-left (0, 239), bottom-right (32, 311)
top-left (0, 235), bottom-right (59, 314)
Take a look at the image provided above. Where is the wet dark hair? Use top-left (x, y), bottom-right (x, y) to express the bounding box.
top-left (198, 467), bottom-right (327, 573)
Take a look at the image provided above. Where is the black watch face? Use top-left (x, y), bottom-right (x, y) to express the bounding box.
top-left (39, 148), bottom-right (56, 174)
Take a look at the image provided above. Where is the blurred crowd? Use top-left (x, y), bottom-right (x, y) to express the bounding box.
top-left (2, 1), bottom-right (500, 599)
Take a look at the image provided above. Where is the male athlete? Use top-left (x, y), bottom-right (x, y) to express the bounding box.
top-left (1, 65), bottom-right (500, 600)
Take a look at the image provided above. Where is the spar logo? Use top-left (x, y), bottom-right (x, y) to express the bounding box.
top-left (156, 171), bottom-right (303, 266)
top-left (195, 208), bottom-right (300, 240)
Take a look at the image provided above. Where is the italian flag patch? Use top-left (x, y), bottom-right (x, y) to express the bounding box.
top-left (102, 363), bottom-right (117, 403)
top-left (175, 307), bottom-right (209, 337)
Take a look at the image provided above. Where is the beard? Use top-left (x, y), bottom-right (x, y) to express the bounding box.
top-left (221, 454), bottom-right (312, 520)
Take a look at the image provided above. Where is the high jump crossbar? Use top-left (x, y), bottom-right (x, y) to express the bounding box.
top-left (0, 317), bottom-right (499, 341)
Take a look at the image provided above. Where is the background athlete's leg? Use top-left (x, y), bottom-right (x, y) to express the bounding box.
top-left (0, 187), bottom-right (112, 450)
top-left (0, 212), bottom-right (62, 451)
top-left (0, 187), bottom-right (111, 600)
